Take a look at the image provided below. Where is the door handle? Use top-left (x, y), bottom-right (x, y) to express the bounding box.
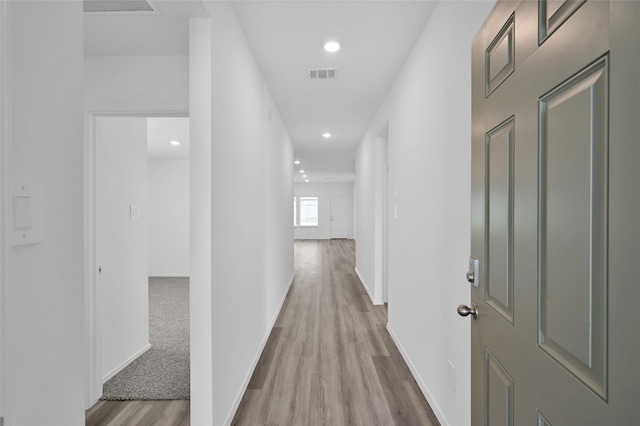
top-left (457, 303), bottom-right (478, 319)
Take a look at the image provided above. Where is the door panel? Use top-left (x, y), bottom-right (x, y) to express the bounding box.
top-left (485, 13), bottom-right (515, 96)
top-left (486, 117), bottom-right (514, 322)
top-left (538, 56), bottom-right (608, 398)
top-left (471, 1), bottom-right (639, 425)
top-left (485, 349), bottom-right (514, 426)
top-left (330, 196), bottom-right (348, 239)
top-left (538, 0), bottom-right (587, 44)
top-left (537, 411), bottom-right (552, 426)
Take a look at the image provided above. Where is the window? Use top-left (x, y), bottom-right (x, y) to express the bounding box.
top-left (294, 196), bottom-right (318, 227)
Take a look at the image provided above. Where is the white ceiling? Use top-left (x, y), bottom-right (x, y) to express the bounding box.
top-left (232, 1), bottom-right (436, 182)
top-left (84, 0), bottom-right (437, 181)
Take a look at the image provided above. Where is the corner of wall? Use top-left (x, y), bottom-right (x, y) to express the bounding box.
top-left (224, 272), bottom-right (295, 425)
top-left (386, 324), bottom-right (449, 426)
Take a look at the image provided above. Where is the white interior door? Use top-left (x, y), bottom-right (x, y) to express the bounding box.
top-left (467, 1), bottom-right (640, 424)
top-left (330, 196), bottom-right (348, 239)
top-left (95, 116), bottom-right (150, 382)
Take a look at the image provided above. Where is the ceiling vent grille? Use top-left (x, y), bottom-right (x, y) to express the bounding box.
top-left (83, 0), bottom-right (157, 14)
top-left (309, 68), bottom-right (338, 80)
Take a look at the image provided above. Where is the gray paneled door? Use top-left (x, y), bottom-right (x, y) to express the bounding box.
top-left (467, 1), bottom-right (640, 425)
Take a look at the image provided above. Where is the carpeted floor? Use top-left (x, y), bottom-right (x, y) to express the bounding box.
top-left (102, 277), bottom-right (190, 400)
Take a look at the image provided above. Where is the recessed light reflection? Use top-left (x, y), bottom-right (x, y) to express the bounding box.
top-left (323, 41), bottom-right (340, 53)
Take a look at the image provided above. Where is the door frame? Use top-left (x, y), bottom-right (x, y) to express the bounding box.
top-left (329, 196), bottom-right (348, 239)
top-left (84, 106), bottom-right (188, 408)
top-left (0, 0), bottom-right (9, 419)
top-left (374, 123), bottom-right (389, 305)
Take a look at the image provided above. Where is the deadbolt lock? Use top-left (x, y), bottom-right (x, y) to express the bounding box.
top-left (467, 256), bottom-right (479, 288)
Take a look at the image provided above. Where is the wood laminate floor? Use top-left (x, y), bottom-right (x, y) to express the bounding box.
top-left (85, 400), bottom-right (189, 426)
top-left (86, 239), bottom-right (439, 426)
top-left (232, 239), bottom-right (440, 426)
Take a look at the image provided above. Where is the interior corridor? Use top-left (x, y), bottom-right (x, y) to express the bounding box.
top-left (232, 239), bottom-right (440, 425)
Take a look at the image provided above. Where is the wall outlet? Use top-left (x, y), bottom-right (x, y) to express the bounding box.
top-left (130, 204), bottom-right (141, 221)
top-left (447, 360), bottom-right (456, 391)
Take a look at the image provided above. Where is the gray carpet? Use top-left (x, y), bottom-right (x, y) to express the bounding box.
top-left (102, 277), bottom-right (190, 400)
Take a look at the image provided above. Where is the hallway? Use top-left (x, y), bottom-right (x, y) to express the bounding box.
top-left (232, 240), bottom-right (439, 425)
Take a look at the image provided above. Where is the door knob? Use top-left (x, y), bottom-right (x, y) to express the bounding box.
top-left (457, 303), bottom-right (478, 319)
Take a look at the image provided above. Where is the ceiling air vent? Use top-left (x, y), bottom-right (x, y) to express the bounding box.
top-left (83, 0), bottom-right (157, 14)
top-left (309, 68), bottom-right (338, 80)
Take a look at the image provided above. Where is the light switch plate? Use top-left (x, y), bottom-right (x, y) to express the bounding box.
top-left (130, 204), bottom-right (141, 221)
top-left (14, 196), bottom-right (33, 229)
top-left (12, 183), bottom-right (44, 246)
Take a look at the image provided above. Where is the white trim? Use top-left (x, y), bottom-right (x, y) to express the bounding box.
top-left (224, 272), bottom-right (295, 426)
top-left (84, 107), bottom-right (189, 408)
top-left (84, 103), bottom-right (189, 117)
top-left (84, 111), bottom-right (100, 408)
top-left (355, 267), bottom-right (385, 305)
top-left (386, 323), bottom-right (449, 426)
top-left (102, 343), bottom-right (152, 384)
top-left (0, 0), bottom-right (9, 419)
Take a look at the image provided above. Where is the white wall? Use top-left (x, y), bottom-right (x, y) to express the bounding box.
top-left (354, 2), bottom-right (495, 425)
top-left (95, 117), bottom-right (150, 381)
top-left (189, 17), bottom-right (214, 426)
top-left (0, 1), bottom-right (6, 416)
top-left (194, 3), bottom-right (295, 424)
top-left (5, 2), bottom-right (85, 424)
top-left (84, 55), bottom-right (188, 110)
top-left (84, 41), bottom-right (190, 407)
top-left (355, 140), bottom-right (376, 301)
top-left (264, 98), bottom-right (296, 330)
top-left (294, 182), bottom-right (354, 240)
top-left (148, 159), bottom-right (189, 277)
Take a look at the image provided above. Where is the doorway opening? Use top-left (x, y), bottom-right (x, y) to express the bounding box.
top-left (375, 123), bottom-right (389, 305)
top-left (86, 113), bottom-right (190, 406)
top-left (330, 196), bottom-right (349, 239)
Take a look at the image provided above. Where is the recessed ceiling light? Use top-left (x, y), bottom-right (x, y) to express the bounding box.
top-left (322, 132), bottom-right (331, 138)
top-left (300, 170), bottom-right (305, 173)
top-left (170, 140), bottom-right (181, 146)
top-left (303, 175), bottom-right (307, 178)
top-left (324, 41), bottom-right (340, 53)
top-left (305, 179), bottom-right (309, 182)
top-left (294, 160), bottom-right (300, 165)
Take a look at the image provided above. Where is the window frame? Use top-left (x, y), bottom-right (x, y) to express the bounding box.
top-left (293, 196), bottom-right (319, 227)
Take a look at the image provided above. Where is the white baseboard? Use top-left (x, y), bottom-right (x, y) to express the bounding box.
top-left (386, 324), bottom-right (449, 426)
top-left (224, 272), bottom-right (296, 426)
top-left (354, 267), bottom-right (385, 305)
top-left (102, 343), bottom-right (152, 383)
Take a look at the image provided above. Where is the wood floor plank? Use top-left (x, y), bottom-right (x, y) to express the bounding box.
top-left (85, 400), bottom-right (189, 426)
top-left (86, 401), bottom-right (129, 426)
top-left (106, 401), bottom-right (153, 426)
top-left (231, 239), bottom-right (440, 426)
top-left (248, 327), bottom-right (284, 390)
